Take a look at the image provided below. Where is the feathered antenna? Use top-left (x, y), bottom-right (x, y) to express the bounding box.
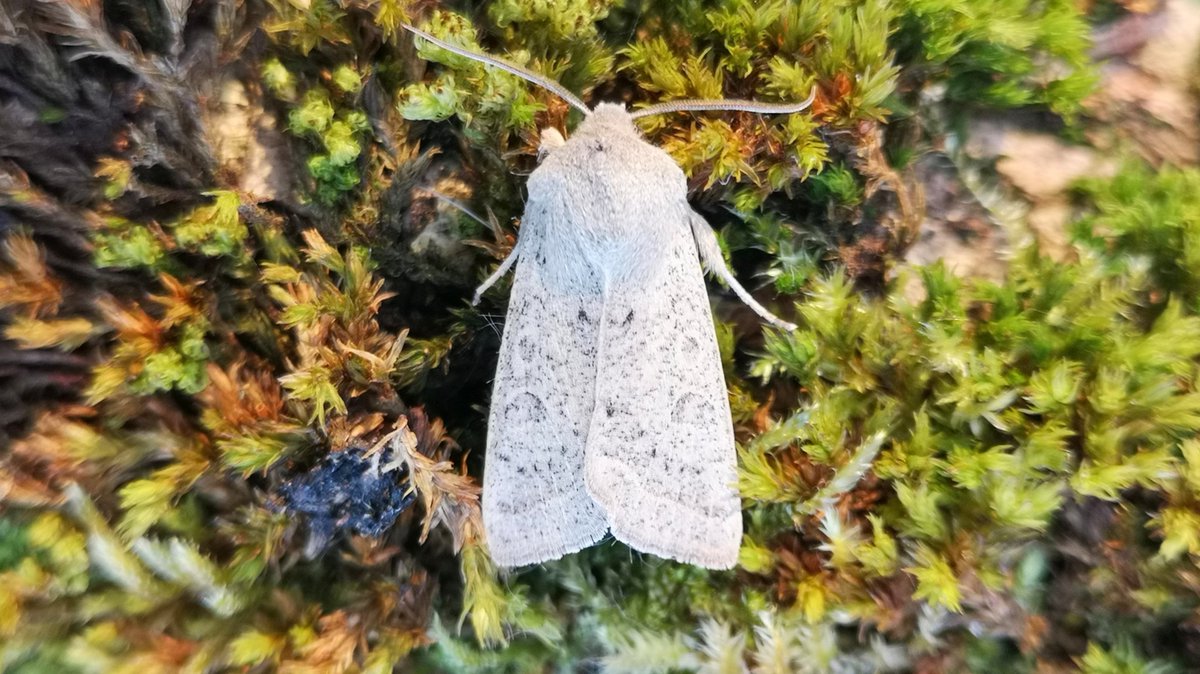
top-left (402, 23), bottom-right (592, 116)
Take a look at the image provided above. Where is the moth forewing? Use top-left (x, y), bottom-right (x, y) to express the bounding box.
top-left (481, 195), bottom-right (609, 567)
top-left (577, 154), bottom-right (743, 568)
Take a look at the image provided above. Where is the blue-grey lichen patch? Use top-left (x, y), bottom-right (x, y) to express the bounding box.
top-left (278, 446), bottom-right (417, 557)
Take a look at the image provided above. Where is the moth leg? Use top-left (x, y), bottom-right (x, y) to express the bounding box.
top-left (473, 240), bottom-right (521, 306)
top-left (688, 211), bottom-right (798, 331)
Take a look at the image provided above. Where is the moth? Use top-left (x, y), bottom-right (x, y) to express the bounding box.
top-left (404, 25), bottom-right (812, 569)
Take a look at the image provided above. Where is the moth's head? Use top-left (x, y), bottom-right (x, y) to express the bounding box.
top-left (574, 102), bottom-right (637, 138)
top-left (588, 102), bottom-right (634, 124)
top-left (403, 24), bottom-right (817, 125)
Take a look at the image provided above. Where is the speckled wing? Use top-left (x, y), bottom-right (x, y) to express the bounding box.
top-left (583, 208), bottom-right (742, 569)
top-left (482, 205), bottom-right (609, 567)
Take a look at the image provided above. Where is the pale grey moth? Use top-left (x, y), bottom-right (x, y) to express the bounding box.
top-left (404, 24), bottom-right (812, 569)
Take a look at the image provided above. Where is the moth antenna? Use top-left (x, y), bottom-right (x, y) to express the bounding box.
top-left (629, 86), bottom-right (818, 120)
top-left (402, 23), bottom-right (591, 116)
top-left (414, 186), bottom-right (491, 230)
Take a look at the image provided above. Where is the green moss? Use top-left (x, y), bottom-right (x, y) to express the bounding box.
top-left (1073, 163), bottom-right (1200, 310)
top-left (93, 217), bottom-right (169, 271)
top-left (288, 89), bottom-right (336, 135)
top-left (895, 0), bottom-right (1094, 117)
top-left (173, 191), bottom-right (248, 258)
top-left (0, 517), bottom-right (28, 572)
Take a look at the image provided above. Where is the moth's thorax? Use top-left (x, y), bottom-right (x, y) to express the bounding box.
top-left (526, 102), bottom-right (688, 281)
